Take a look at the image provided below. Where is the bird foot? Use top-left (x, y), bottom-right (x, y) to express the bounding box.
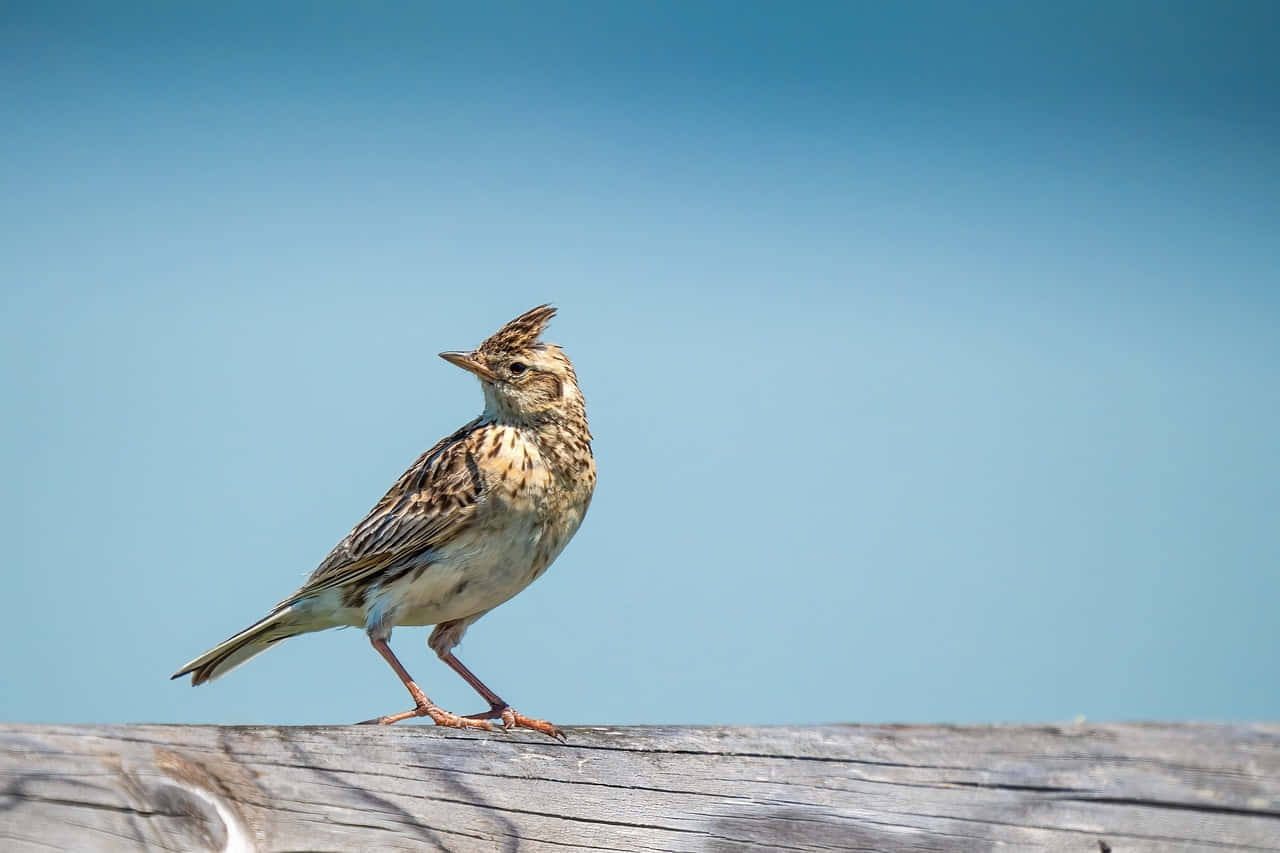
top-left (358, 702), bottom-right (497, 731)
top-left (465, 704), bottom-right (566, 741)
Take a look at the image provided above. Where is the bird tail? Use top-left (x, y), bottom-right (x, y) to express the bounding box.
top-left (171, 607), bottom-right (304, 686)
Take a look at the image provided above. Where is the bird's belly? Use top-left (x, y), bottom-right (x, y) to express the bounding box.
top-left (374, 513), bottom-right (562, 628)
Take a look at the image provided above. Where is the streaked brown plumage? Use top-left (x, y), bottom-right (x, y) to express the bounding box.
top-left (172, 305), bottom-right (595, 739)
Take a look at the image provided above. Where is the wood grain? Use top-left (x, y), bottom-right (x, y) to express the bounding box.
top-left (1, 723), bottom-right (1277, 851)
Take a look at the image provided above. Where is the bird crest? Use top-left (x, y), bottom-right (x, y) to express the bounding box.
top-left (478, 304), bottom-right (557, 355)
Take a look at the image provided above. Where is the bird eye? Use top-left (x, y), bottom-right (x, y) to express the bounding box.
top-left (509, 362), bottom-right (528, 375)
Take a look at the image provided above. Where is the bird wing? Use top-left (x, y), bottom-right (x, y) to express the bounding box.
top-left (280, 418), bottom-right (487, 606)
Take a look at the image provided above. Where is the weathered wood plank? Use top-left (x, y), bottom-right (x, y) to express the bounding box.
top-left (1, 723), bottom-right (1277, 851)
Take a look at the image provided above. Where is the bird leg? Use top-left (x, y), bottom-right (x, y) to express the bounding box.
top-left (439, 649), bottom-right (566, 741)
top-left (358, 637), bottom-right (496, 731)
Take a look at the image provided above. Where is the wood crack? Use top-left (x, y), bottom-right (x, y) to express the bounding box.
top-left (1059, 795), bottom-right (1280, 821)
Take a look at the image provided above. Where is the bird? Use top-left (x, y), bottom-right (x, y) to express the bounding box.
top-left (172, 305), bottom-right (595, 740)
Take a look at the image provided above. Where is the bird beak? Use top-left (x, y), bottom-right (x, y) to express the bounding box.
top-left (439, 351), bottom-right (496, 381)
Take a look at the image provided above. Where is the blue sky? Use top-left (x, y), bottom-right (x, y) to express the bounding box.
top-left (2, 2), bottom-right (1277, 727)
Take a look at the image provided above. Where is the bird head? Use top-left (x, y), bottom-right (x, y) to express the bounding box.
top-left (439, 305), bottom-right (586, 425)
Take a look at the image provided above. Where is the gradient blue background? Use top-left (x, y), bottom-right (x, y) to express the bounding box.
top-left (3, 2), bottom-right (1277, 727)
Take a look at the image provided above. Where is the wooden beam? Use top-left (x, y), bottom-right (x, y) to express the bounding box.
top-left (2, 723), bottom-right (1277, 851)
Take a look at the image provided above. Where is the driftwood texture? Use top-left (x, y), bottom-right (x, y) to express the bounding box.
top-left (1, 722), bottom-right (1278, 851)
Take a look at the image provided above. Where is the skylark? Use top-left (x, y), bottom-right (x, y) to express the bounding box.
top-left (173, 305), bottom-right (595, 739)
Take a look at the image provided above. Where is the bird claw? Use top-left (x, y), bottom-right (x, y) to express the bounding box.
top-left (461, 704), bottom-right (565, 741)
top-left (357, 703), bottom-right (497, 731)
top-left (425, 704), bottom-right (497, 732)
top-left (502, 707), bottom-right (567, 741)
top-left (363, 695), bottom-right (563, 740)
